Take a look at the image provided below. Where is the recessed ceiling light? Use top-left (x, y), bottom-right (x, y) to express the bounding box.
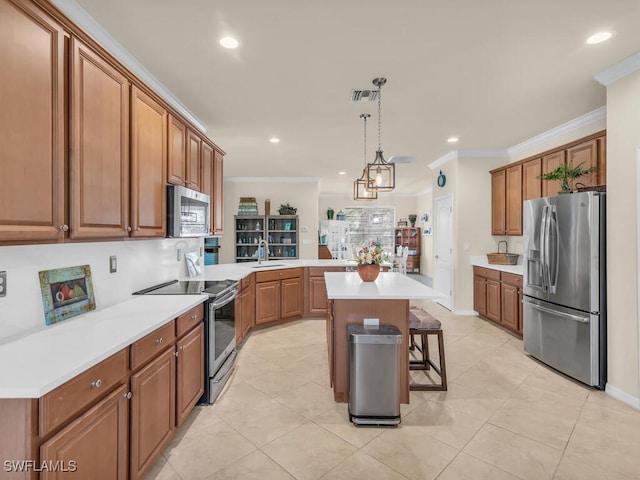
top-left (338, 171), bottom-right (347, 175)
top-left (447, 136), bottom-right (459, 143)
top-left (219, 37), bottom-right (239, 49)
top-left (269, 137), bottom-right (280, 144)
top-left (586, 32), bottom-right (612, 45)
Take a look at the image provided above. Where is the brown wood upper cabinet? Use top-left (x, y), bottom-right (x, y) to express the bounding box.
top-left (186, 129), bottom-right (202, 191)
top-left (168, 114), bottom-right (187, 186)
top-left (131, 87), bottom-right (167, 237)
top-left (70, 37), bottom-right (131, 239)
top-left (541, 150), bottom-right (565, 197)
top-left (491, 164), bottom-right (522, 235)
top-left (0, 0), bottom-right (66, 242)
top-left (201, 141), bottom-right (215, 234)
top-left (213, 150), bottom-right (225, 235)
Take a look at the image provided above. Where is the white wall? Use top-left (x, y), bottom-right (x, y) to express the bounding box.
top-left (605, 69), bottom-right (640, 404)
top-left (221, 179), bottom-right (320, 264)
top-left (0, 238), bottom-right (201, 342)
top-left (317, 195), bottom-right (419, 224)
top-left (416, 189), bottom-right (433, 277)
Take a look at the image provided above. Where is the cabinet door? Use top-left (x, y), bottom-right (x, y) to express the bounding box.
top-left (491, 170), bottom-right (506, 235)
top-left (201, 142), bottom-right (214, 234)
top-left (542, 151), bottom-right (565, 197)
top-left (522, 158), bottom-right (542, 200)
top-left (505, 164), bottom-right (522, 235)
top-left (131, 86), bottom-right (167, 238)
top-left (326, 300), bottom-right (335, 388)
top-left (212, 151), bottom-right (225, 235)
top-left (167, 115), bottom-right (186, 185)
top-left (40, 384), bottom-right (129, 480)
top-left (235, 290), bottom-right (244, 344)
top-left (309, 276), bottom-right (329, 315)
top-left (486, 279), bottom-right (501, 323)
top-left (130, 348), bottom-right (176, 480)
top-left (473, 276), bottom-right (487, 316)
top-left (176, 323), bottom-right (204, 427)
top-left (0, 0), bottom-right (66, 242)
top-left (597, 136), bottom-right (606, 186)
top-left (242, 283), bottom-right (254, 337)
top-left (567, 139), bottom-right (598, 188)
top-left (500, 283), bottom-right (519, 333)
top-left (281, 276), bottom-right (303, 319)
top-left (518, 288), bottom-right (523, 335)
top-left (70, 38), bottom-right (130, 239)
top-left (186, 129), bottom-right (201, 191)
top-left (255, 280), bottom-right (280, 324)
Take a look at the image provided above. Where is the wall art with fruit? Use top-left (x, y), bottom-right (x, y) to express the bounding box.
top-left (39, 265), bottom-right (96, 325)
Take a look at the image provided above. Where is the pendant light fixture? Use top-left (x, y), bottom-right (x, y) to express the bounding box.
top-left (353, 113), bottom-right (378, 200)
top-left (365, 77), bottom-right (395, 192)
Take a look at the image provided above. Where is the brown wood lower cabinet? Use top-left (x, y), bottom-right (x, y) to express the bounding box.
top-left (40, 383), bottom-right (129, 480)
top-left (473, 266), bottom-right (523, 336)
top-left (130, 347), bottom-right (176, 480)
top-left (255, 268), bottom-right (303, 325)
top-left (306, 267), bottom-right (345, 316)
top-left (176, 323), bottom-right (204, 427)
top-left (236, 275), bottom-right (255, 345)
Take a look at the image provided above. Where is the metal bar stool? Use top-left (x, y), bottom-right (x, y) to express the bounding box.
top-left (409, 310), bottom-right (447, 391)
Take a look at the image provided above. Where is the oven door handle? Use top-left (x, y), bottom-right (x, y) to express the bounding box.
top-left (210, 288), bottom-right (239, 309)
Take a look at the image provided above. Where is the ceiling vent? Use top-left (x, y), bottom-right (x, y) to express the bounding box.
top-left (388, 156), bottom-right (415, 164)
top-left (350, 89), bottom-right (379, 103)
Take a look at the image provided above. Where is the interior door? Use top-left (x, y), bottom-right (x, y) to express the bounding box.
top-left (434, 195), bottom-right (453, 310)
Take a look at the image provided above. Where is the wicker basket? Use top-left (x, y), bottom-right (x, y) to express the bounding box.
top-left (487, 240), bottom-right (519, 265)
top-left (575, 183), bottom-right (606, 193)
top-left (486, 253), bottom-right (519, 265)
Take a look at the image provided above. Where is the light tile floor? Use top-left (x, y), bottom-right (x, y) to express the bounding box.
top-left (147, 301), bottom-right (640, 480)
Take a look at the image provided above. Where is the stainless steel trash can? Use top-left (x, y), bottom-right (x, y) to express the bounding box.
top-left (348, 325), bottom-right (403, 426)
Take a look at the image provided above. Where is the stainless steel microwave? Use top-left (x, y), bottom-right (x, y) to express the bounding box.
top-left (166, 185), bottom-right (211, 238)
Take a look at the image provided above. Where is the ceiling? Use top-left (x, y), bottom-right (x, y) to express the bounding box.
top-left (71, 0), bottom-right (640, 195)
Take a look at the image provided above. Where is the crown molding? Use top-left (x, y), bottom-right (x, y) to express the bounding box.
top-left (457, 149), bottom-right (508, 159)
top-left (507, 106), bottom-right (606, 157)
top-left (49, 0), bottom-right (207, 133)
top-left (428, 151), bottom-right (457, 170)
top-left (225, 177), bottom-right (320, 184)
top-left (595, 51), bottom-right (640, 87)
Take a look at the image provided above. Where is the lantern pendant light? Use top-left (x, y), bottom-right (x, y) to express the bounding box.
top-left (365, 77), bottom-right (395, 192)
top-left (353, 113), bottom-right (378, 200)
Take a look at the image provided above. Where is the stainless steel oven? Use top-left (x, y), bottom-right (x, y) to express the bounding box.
top-left (133, 278), bottom-right (240, 404)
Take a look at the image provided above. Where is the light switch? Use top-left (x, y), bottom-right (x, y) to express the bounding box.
top-left (109, 256), bottom-right (117, 273)
top-left (0, 271), bottom-right (6, 297)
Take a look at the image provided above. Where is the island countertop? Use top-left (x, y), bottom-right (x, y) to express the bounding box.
top-left (324, 271), bottom-right (441, 300)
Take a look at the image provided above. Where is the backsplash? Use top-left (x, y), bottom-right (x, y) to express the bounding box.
top-left (0, 238), bottom-right (202, 343)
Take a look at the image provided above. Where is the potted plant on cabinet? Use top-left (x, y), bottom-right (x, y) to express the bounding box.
top-left (539, 161), bottom-right (596, 194)
top-left (278, 203), bottom-right (297, 215)
top-left (408, 214), bottom-right (417, 227)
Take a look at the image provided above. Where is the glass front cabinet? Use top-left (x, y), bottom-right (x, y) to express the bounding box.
top-left (235, 215), bottom-right (298, 262)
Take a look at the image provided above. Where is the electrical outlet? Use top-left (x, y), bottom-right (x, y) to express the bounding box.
top-left (0, 271), bottom-right (6, 297)
top-left (109, 256), bottom-right (117, 273)
top-left (363, 318), bottom-right (379, 327)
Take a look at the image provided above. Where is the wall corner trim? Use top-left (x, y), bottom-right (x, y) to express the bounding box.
top-left (595, 51), bottom-right (640, 87)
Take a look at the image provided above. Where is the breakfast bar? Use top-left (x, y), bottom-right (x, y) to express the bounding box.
top-left (324, 271), bottom-right (441, 403)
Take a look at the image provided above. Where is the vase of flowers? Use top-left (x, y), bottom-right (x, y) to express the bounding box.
top-left (354, 242), bottom-right (389, 282)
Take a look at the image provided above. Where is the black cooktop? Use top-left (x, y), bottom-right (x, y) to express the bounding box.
top-left (133, 279), bottom-right (238, 297)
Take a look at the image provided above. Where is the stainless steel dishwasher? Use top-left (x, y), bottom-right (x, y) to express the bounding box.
top-left (348, 325), bottom-right (402, 426)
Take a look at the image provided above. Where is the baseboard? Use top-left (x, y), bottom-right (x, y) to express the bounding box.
top-left (605, 383), bottom-right (640, 410)
top-left (452, 310), bottom-right (478, 316)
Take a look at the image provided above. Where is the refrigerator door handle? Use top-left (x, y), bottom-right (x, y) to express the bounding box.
top-left (540, 205), bottom-right (550, 291)
top-left (548, 206), bottom-right (559, 293)
top-left (527, 301), bottom-right (589, 323)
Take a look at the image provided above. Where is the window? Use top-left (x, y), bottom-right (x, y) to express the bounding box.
top-left (344, 206), bottom-right (395, 256)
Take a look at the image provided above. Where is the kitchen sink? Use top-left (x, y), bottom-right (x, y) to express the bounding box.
top-left (249, 263), bottom-right (286, 268)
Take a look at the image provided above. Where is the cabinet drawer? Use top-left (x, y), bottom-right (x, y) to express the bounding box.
top-left (131, 321), bottom-right (176, 371)
top-left (176, 303), bottom-right (204, 337)
top-left (307, 267), bottom-right (344, 277)
top-left (501, 272), bottom-right (523, 288)
top-left (40, 348), bottom-right (128, 437)
top-left (256, 267), bottom-right (303, 283)
top-left (240, 274), bottom-right (254, 290)
top-left (473, 266), bottom-right (501, 281)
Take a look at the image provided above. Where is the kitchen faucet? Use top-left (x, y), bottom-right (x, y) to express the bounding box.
top-left (257, 238), bottom-right (270, 264)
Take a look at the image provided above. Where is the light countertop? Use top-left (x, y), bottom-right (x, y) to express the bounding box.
top-left (201, 259), bottom-right (356, 280)
top-left (471, 255), bottom-right (524, 275)
top-left (324, 272), bottom-right (442, 300)
top-left (0, 295), bottom-right (206, 398)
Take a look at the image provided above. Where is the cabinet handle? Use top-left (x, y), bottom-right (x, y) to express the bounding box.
top-left (191, 314), bottom-right (197, 320)
top-left (135, 227), bottom-right (140, 231)
top-left (156, 337), bottom-right (163, 344)
top-left (90, 379), bottom-right (102, 388)
top-left (174, 350), bottom-right (179, 357)
top-left (123, 391), bottom-right (132, 400)
top-left (126, 226), bottom-right (132, 232)
top-left (59, 225), bottom-right (69, 231)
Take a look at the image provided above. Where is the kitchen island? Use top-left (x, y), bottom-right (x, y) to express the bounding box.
top-left (324, 271), bottom-right (441, 403)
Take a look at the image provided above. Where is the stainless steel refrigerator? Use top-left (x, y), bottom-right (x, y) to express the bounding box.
top-left (523, 191), bottom-right (606, 389)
